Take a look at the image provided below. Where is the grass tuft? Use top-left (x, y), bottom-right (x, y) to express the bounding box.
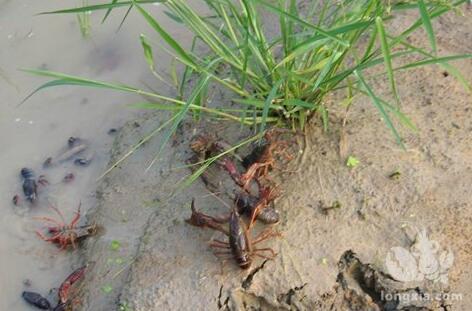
top-left (25, 0), bottom-right (472, 175)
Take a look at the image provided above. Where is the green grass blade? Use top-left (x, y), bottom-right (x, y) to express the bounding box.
top-left (354, 69), bottom-right (404, 147)
top-left (145, 73), bottom-right (211, 171)
top-left (283, 99), bottom-right (316, 110)
top-left (179, 132), bottom-right (263, 190)
top-left (389, 0), bottom-right (467, 49)
top-left (318, 105), bottom-right (329, 132)
top-left (39, 1), bottom-right (161, 15)
top-left (131, 102), bottom-right (181, 110)
top-left (98, 113), bottom-right (179, 180)
top-left (418, 0), bottom-right (436, 54)
top-left (310, 51), bottom-right (343, 92)
top-left (396, 54), bottom-right (472, 70)
top-left (253, 0), bottom-right (349, 47)
top-left (102, 0), bottom-right (119, 23)
top-left (140, 34), bottom-right (155, 70)
top-left (233, 98), bottom-right (283, 111)
top-left (20, 69), bottom-right (182, 105)
top-left (134, 3), bottom-right (196, 68)
top-left (117, 5), bottom-right (133, 31)
top-left (260, 79), bottom-right (283, 133)
top-left (163, 10), bottom-right (183, 24)
top-left (353, 87), bottom-right (417, 131)
top-left (375, 16), bottom-right (400, 106)
top-left (390, 34), bottom-right (471, 92)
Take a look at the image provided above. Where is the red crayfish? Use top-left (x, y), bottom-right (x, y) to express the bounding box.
top-left (35, 203), bottom-right (97, 250)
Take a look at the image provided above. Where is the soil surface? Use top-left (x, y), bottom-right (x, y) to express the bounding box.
top-left (78, 7), bottom-right (471, 311)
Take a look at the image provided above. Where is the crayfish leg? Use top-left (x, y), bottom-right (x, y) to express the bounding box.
top-left (36, 230), bottom-right (61, 242)
top-left (70, 203), bottom-right (82, 228)
top-left (251, 228), bottom-right (280, 245)
top-left (48, 204), bottom-right (66, 223)
top-left (34, 216), bottom-right (63, 227)
top-left (252, 247), bottom-right (277, 257)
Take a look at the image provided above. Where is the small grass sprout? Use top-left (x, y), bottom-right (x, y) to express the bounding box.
top-left (346, 156), bottom-right (360, 168)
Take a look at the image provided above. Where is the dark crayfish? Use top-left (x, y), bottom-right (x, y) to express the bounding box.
top-left (20, 266), bottom-right (86, 311)
top-left (20, 168), bottom-right (48, 203)
top-left (189, 133), bottom-right (233, 159)
top-left (242, 129), bottom-right (294, 169)
top-left (235, 186), bottom-right (280, 225)
top-left (22, 291), bottom-right (51, 310)
top-left (236, 129), bottom-right (295, 189)
top-left (186, 199), bottom-right (229, 235)
top-left (187, 200), bottom-right (279, 269)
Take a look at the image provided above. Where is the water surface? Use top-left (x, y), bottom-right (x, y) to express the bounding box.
top-left (0, 2), bottom-right (175, 309)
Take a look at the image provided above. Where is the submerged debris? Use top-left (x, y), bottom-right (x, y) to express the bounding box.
top-left (43, 137), bottom-right (88, 168)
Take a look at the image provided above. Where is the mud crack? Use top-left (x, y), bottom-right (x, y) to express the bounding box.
top-left (241, 260), bottom-right (268, 290)
top-left (277, 283), bottom-right (308, 306)
top-left (217, 285), bottom-right (230, 310)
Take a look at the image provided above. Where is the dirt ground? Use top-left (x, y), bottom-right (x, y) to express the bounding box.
top-left (77, 7), bottom-right (471, 311)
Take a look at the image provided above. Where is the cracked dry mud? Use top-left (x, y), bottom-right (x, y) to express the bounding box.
top-left (77, 8), bottom-right (471, 311)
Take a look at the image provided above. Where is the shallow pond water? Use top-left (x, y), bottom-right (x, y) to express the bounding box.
top-left (0, 1), bottom-right (182, 309)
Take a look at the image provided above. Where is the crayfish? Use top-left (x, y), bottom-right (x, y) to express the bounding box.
top-left (20, 168), bottom-right (48, 203)
top-left (35, 203), bottom-right (97, 250)
top-left (55, 266), bottom-right (86, 310)
top-left (187, 199), bottom-right (279, 269)
top-left (21, 266), bottom-right (86, 310)
top-left (235, 186), bottom-right (280, 225)
top-left (223, 129), bottom-right (295, 191)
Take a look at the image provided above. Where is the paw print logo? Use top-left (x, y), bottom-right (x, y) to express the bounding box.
top-left (385, 228), bottom-right (453, 285)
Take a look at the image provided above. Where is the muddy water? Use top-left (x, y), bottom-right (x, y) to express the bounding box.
top-left (0, 2), bottom-right (182, 309)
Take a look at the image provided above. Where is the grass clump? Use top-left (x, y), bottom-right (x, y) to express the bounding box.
top-left (26, 0), bottom-right (471, 171)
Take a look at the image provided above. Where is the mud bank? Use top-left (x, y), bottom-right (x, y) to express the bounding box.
top-left (78, 8), bottom-right (471, 311)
